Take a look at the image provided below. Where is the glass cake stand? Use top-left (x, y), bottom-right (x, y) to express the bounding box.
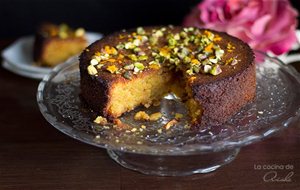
top-left (37, 52), bottom-right (300, 176)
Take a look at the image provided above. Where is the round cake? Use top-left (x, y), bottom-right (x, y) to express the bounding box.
top-left (80, 26), bottom-right (256, 127)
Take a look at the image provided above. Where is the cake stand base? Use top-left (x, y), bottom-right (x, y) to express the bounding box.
top-left (107, 148), bottom-right (240, 176)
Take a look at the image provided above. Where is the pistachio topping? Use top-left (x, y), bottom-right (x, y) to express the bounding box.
top-left (86, 26), bottom-right (239, 77)
top-left (87, 65), bottom-right (98, 75)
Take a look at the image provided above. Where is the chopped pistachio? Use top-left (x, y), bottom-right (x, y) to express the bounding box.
top-left (174, 33), bottom-right (180, 40)
top-left (116, 43), bottom-right (125, 49)
top-left (181, 47), bottom-right (190, 56)
top-left (202, 59), bottom-right (211, 65)
top-left (151, 52), bottom-right (158, 57)
top-left (188, 27), bottom-right (194, 32)
top-left (127, 54), bottom-right (138, 61)
top-left (197, 53), bottom-right (207, 60)
top-left (149, 36), bottom-right (158, 45)
top-left (230, 59), bottom-right (238, 65)
top-left (215, 48), bottom-right (225, 59)
top-left (183, 56), bottom-right (191, 64)
top-left (173, 47), bottom-right (179, 54)
top-left (209, 58), bottom-right (218, 64)
top-left (210, 65), bottom-right (222, 75)
top-left (90, 58), bottom-right (99, 66)
top-left (133, 39), bottom-right (141, 46)
top-left (124, 64), bottom-right (134, 70)
top-left (189, 35), bottom-right (195, 42)
top-left (133, 47), bottom-right (141, 52)
top-left (186, 69), bottom-right (194, 75)
top-left (87, 26), bottom-right (231, 78)
top-left (97, 64), bottom-right (104, 69)
top-left (168, 38), bottom-right (177, 46)
top-left (87, 65), bottom-right (98, 75)
top-left (134, 62), bottom-right (145, 69)
top-left (149, 61), bottom-right (161, 69)
top-left (138, 55), bottom-right (148, 61)
top-left (124, 42), bottom-right (135, 49)
top-left (180, 31), bottom-right (187, 38)
top-left (153, 30), bottom-right (163, 37)
top-left (183, 38), bottom-right (190, 45)
top-left (133, 67), bottom-right (139, 73)
top-left (141, 36), bottom-right (148, 43)
top-left (203, 64), bottom-right (212, 73)
top-left (193, 65), bottom-right (200, 73)
top-left (174, 58), bottom-right (180, 65)
top-left (137, 27), bottom-right (145, 35)
top-left (92, 55), bottom-right (101, 62)
top-left (123, 71), bottom-right (132, 79)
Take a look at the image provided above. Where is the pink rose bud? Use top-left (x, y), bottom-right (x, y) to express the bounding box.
top-left (183, 0), bottom-right (298, 55)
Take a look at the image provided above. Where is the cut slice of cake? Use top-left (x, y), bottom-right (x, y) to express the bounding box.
top-left (80, 26), bottom-right (256, 127)
top-left (33, 23), bottom-right (87, 67)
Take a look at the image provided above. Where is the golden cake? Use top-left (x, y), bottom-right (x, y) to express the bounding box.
top-left (80, 26), bottom-right (256, 126)
top-left (33, 23), bottom-right (87, 67)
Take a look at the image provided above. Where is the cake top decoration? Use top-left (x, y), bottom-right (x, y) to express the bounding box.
top-left (87, 26), bottom-right (239, 78)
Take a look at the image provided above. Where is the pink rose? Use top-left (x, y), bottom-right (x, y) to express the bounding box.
top-left (183, 0), bottom-right (298, 55)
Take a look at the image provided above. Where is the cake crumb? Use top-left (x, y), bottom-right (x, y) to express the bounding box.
top-left (94, 116), bottom-right (108, 125)
top-left (113, 119), bottom-right (130, 128)
top-left (175, 113), bottom-right (183, 120)
top-left (157, 129), bottom-right (162, 133)
top-left (153, 100), bottom-right (161, 106)
top-left (149, 112), bottom-right (162, 121)
top-left (131, 128), bottom-right (137, 132)
top-left (164, 119), bottom-right (178, 130)
top-left (184, 124), bottom-right (191, 129)
top-left (134, 111), bottom-right (150, 120)
top-left (141, 125), bottom-right (147, 129)
top-left (95, 135), bottom-right (100, 139)
top-left (143, 103), bottom-right (151, 108)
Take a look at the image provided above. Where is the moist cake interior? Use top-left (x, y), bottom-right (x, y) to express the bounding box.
top-left (106, 67), bottom-right (202, 122)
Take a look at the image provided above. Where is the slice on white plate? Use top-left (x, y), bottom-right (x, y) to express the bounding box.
top-left (1, 32), bottom-right (103, 79)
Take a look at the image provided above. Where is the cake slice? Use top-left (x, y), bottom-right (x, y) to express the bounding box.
top-left (33, 23), bottom-right (87, 67)
top-left (80, 26), bottom-right (256, 126)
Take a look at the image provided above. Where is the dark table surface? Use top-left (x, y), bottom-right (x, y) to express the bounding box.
top-left (0, 39), bottom-right (299, 190)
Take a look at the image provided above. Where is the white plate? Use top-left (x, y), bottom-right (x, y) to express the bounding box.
top-left (2, 60), bottom-right (46, 79)
top-left (1, 32), bottom-right (103, 79)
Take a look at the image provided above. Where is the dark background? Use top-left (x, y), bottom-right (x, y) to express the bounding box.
top-left (0, 0), bottom-right (299, 38)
